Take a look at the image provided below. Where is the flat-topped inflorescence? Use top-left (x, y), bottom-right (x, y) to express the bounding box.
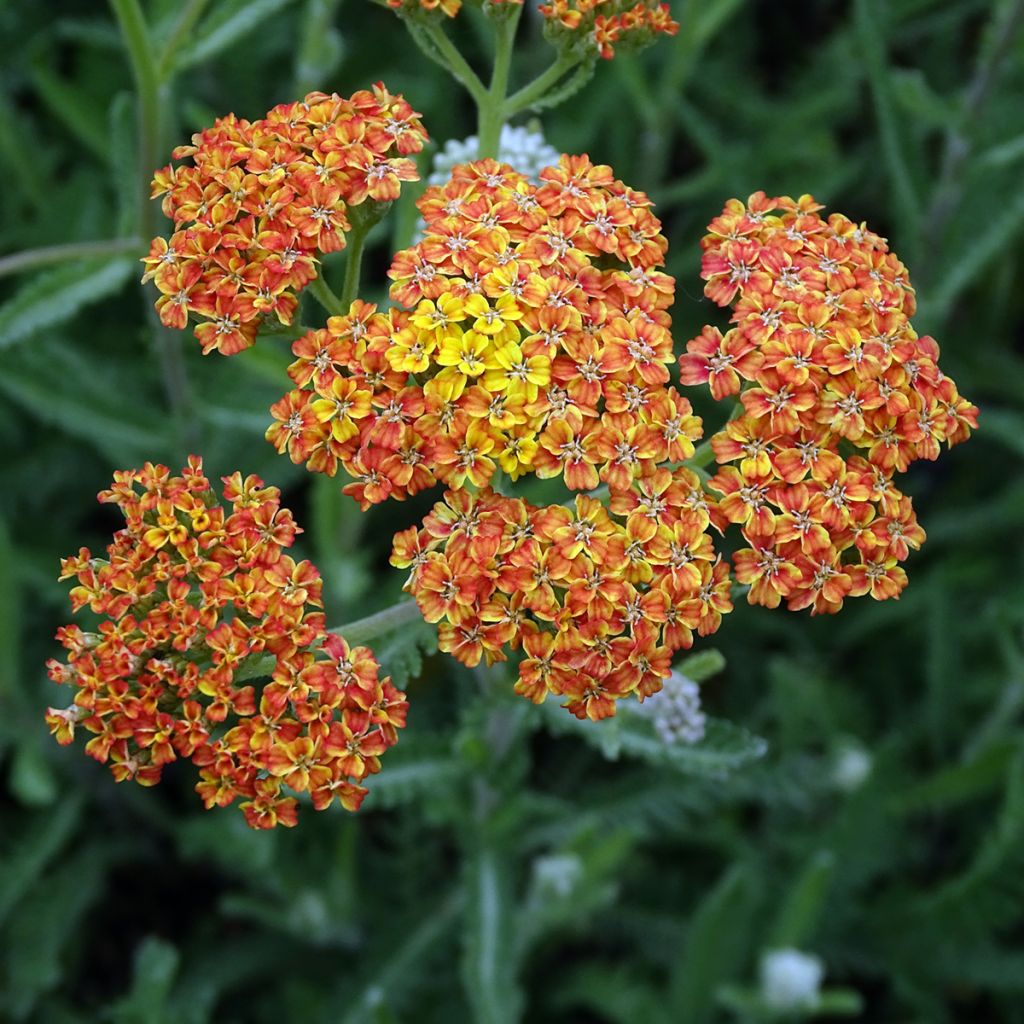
top-left (142, 85), bottom-right (427, 354)
top-left (46, 457), bottom-right (407, 828)
top-left (681, 192), bottom-right (978, 614)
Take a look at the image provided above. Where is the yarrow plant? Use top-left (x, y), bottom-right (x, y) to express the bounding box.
top-left (47, 2), bottom-right (977, 827)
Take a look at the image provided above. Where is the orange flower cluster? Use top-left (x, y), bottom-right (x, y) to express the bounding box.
top-left (385, 0), bottom-right (678, 59)
top-left (385, 0), bottom-right (519, 15)
top-left (268, 154), bottom-right (701, 508)
top-left (539, 1), bottom-right (679, 59)
top-left (680, 192), bottom-right (979, 614)
top-left (142, 85), bottom-right (427, 355)
top-left (391, 480), bottom-right (731, 720)
top-left (46, 458), bottom-right (407, 829)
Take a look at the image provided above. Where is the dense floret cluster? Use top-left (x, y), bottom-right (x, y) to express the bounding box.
top-left (384, 0), bottom-right (679, 61)
top-left (142, 85), bottom-right (427, 354)
top-left (46, 458), bottom-right (407, 828)
top-left (268, 154), bottom-right (699, 508)
top-left (681, 192), bottom-right (978, 613)
top-left (392, 479), bottom-right (730, 720)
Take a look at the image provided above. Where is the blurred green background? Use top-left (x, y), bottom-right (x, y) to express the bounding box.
top-left (2, 1), bottom-right (1024, 1020)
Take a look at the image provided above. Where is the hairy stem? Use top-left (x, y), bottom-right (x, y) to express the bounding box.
top-left (332, 599), bottom-right (424, 646)
top-left (477, 8), bottom-right (522, 160)
top-left (503, 52), bottom-right (580, 116)
top-left (0, 238), bottom-right (142, 278)
top-left (421, 22), bottom-right (489, 105)
top-left (340, 225), bottom-right (368, 309)
top-left (309, 274), bottom-right (347, 317)
top-left (110, 0), bottom-right (198, 446)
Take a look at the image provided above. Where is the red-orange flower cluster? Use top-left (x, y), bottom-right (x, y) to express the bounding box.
top-left (392, 478), bottom-right (731, 720)
top-left (46, 458), bottom-right (407, 828)
top-left (539, 0), bottom-right (679, 59)
top-left (142, 85), bottom-right (427, 355)
top-left (680, 192), bottom-right (978, 613)
top-left (385, 0), bottom-right (679, 60)
top-left (268, 154), bottom-right (700, 508)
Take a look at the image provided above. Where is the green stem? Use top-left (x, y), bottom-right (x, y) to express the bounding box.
top-left (109, 0), bottom-right (161, 239)
top-left (309, 274), bottom-right (347, 317)
top-left (340, 225), bottom-right (368, 309)
top-left (332, 599), bottom-right (423, 646)
top-left (477, 8), bottom-right (522, 160)
top-left (111, 0), bottom-right (198, 446)
top-left (0, 238), bottom-right (142, 278)
top-left (503, 52), bottom-right (579, 116)
top-left (156, 0), bottom-right (211, 81)
top-left (420, 22), bottom-right (489, 105)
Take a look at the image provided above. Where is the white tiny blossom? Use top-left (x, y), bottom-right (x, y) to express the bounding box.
top-left (427, 124), bottom-right (561, 186)
top-left (532, 853), bottom-right (583, 898)
top-left (634, 669), bottom-right (706, 746)
top-left (831, 744), bottom-right (872, 792)
top-left (760, 948), bottom-right (824, 1012)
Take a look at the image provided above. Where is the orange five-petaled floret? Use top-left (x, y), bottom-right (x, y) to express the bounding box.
top-left (46, 457), bottom-right (407, 829)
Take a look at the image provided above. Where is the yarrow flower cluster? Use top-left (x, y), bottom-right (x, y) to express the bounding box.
top-left (539, 0), bottom-right (679, 60)
top-left (681, 192), bottom-right (978, 615)
top-left (383, 0), bottom-right (678, 61)
top-left (391, 480), bottom-right (730, 721)
top-left (46, 458), bottom-right (407, 829)
top-left (268, 154), bottom-right (697, 508)
top-left (427, 125), bottom-right (561, 187)
top-left (631, 667), bottom-right (706, 745)
top-left (142, 85), bottom-right (427, 355)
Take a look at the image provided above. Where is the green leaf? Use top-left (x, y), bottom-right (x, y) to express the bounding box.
top-left (768, 850), bottom-right (836, 948)
top-left (461, 846), bottom-right (524, 1024)
top-left (174, 0), bottom-right (297, 71)
top-left (0, 797), bottom-right (83, 929)
top-left (668, 864), bottom-right (761, 1024)
top-left (372, 617), bottom-right (438, 688)
top-left (29, 55), bottom-right (109, 162)
top-left (108, 937), bottom-right (180, 1024)
top-left (0, 258), bottom-right (136, 351)
top-left (890, 68), bottom-right (957, 128)
top-left (0, 343), bottom-right (167, 464)
top-left (676, 648), bottom-right (726, 683)
top-left (542, 705), bottom-right (767, 777)
top-left (365, 750), bottom-right (463, 810)
top-left (0, 516), bottom-right (19, 717)
top-left (0, 843), bottom-right (106, 1019)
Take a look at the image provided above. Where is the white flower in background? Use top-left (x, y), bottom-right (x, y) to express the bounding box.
top-left (532, 852), bottom-right (583, 899)
top-left (428, 123), bottom-right (561, 185)
top-left (634, 670), bottom-right (706, 746)
top-left (831, 744), bottom-right (872, 792)
top-left (760, 948), bottom-right (824, 1012)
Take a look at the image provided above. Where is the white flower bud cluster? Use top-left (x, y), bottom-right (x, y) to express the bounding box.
top-left (428, 124), bottom-right (562, 186)
top-left (634, 670), bottom-right (706, 745)
top-left (760, 948), bottom-right (824, 1011)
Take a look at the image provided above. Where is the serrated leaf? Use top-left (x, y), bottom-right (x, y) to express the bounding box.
top-left (0, 346), bottom-right (167, 464)
top-left (0, 258), bottom-right (136, 350)
top-left (541, 705), bottom-right (767, 777)
top-left (365, 751), bottom-right (463, 810)
top-left (372, 617), bottom-right (438, 688)
top-left (174, 0), bottom-right (297, 72)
